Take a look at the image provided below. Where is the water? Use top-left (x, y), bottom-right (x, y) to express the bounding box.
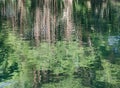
top-left (0, 81), bottom-right (13, 88)
top-left (0, 0), bottom-right (120, 88)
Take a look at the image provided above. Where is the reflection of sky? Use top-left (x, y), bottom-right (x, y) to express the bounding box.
top-left (0, 81), bottom-right (13, 88)
top-left (108, 36), bottom-right (120, 53)
top-left (108, 36), bottom-right (120, 46)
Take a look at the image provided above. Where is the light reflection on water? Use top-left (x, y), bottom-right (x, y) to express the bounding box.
top-left (0, 81), bottom-right (13, 88)
top-left (108, 36), bottom-right (120, 54)
top-left (108, 36), bottom-right (120, 46)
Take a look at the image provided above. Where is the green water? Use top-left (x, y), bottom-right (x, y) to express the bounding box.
top-left (0, 0), bottom-right (120, 88)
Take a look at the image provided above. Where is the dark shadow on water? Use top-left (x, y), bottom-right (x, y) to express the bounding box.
top-left (93, 81), bottom-right (120, 88)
